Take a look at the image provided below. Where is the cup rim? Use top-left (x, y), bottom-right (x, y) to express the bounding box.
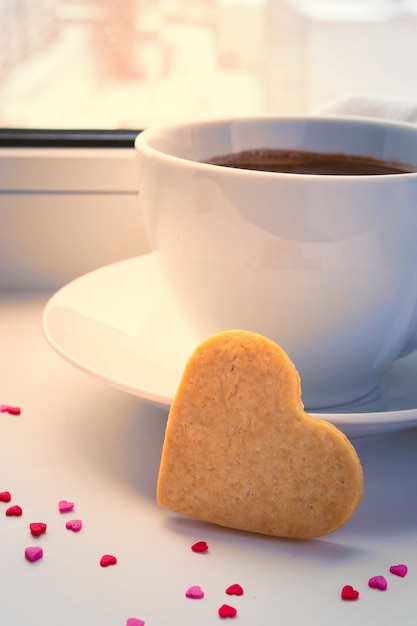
top-left (135, 114), bottom-right (417, 180)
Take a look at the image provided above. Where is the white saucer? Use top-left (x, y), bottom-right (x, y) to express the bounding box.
top-left (43, 254), bottom-right (417, 439)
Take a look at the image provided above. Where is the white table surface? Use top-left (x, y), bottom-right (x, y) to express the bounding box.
top-left (1, 292), bottom-right (417, 626)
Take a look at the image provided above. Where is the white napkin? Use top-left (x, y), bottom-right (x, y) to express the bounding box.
top-left (315, 95), bottom-right (417, 123)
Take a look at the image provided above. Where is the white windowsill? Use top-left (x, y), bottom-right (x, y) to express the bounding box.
top-left (0, 147), bottom-right (151, 291)
top-left (0, 147), bottom-right (138, 192)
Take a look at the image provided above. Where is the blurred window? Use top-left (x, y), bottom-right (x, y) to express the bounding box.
top-left (1, 0), bottom-right (417, 131)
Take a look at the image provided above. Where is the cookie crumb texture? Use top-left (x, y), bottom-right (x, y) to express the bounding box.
top-left (157, 330), bottom-right (364, 539)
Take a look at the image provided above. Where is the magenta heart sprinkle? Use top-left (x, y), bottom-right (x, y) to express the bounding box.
top-left (58, 500), bottom-right (74, 513)
top-left (368, 575), bottom-right (387, 591)
top-left (185, 585), bottom-right (205, 599)
top-left (25, 546), bottom-right (43, 563)
top-left (65, 519), bottom-right (82, 532)
top-left (390, 564), bottom-right (408, 577)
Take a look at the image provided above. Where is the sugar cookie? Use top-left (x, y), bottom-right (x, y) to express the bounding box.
top-left (157, 330), bottom-right (364, 539)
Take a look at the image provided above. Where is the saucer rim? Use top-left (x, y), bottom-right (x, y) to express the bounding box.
top-left (42, 254), bottom-right (417, 435)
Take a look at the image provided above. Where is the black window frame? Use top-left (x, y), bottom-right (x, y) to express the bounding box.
top-left (0, 128), bottom-right (141, 149)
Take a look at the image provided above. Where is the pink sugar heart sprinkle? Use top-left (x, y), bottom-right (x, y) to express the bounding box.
top-left (390, 564), bottom-right (408, 577)
top-left (185, 585), bottom-right (205, 599)
top-left (58, 500), bottom-right (74, 513)
top-left (1, 405), bottom-right (21, 415)
top-left (0, 491), bottom-right (11, 502)
top-left (25, 546), bottom-right (43, 563)
top-left (191, 541), bottom-right (208, 553)
top-left (126, 619), bottom-right (145, 626)
top-left (100, 554), bottom-right (117, 567)
top-left (368, 575), bottom-right (388, 591)
top-left (226, 584), bottom-right (244, 596)
top-left (5, 504), bottom-right (22, 516)
top-left (218, 604), bottom-right (237, 618)
top-left (65, 519), bottom-right (82, 532)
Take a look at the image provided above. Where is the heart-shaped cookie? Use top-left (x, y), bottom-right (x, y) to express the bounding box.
top-left (157, 330), bottom-right (363, 539)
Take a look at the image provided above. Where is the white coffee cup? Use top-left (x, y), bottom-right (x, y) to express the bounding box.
top-left (135, 116), bottom-right (417, 410)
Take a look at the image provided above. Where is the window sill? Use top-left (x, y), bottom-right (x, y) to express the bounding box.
top-left (0, 143), bottom-right (150, 291)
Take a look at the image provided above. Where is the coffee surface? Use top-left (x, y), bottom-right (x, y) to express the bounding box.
top-left (205, 148), bottom-right (414, 175)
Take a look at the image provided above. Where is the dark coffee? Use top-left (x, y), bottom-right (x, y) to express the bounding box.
top-left (205, 149), bottom-right (414, 175)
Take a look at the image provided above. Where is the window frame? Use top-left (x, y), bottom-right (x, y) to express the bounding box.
top-left (0, 129), bottom-right (142, 193)
top-left (0, 128), bottom-right (150, 291)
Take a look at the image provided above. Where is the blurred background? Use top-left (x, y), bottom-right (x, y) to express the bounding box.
top-left (1, 0), bottom-right (417, 129)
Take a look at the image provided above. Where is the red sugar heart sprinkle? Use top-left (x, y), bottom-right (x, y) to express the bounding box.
top-left (126, 619), bottom-right (145, 626)
top-left (30, 522), bottom-right (47, 537)
top-left (390, 564), bottom-right (408, 577)
top-left (100, 554), bottom-right (117, 567)
top-left (0, 491), bottom-right (11, 502)
top-left (341, 585), bottom-right (359, 601)
top-left (6, 505), bottom-right (22, 517)
top-left (191, 541), bottom-right (208, 553)
top-left (1, 405), bottom-right (21, 415)
top-left (218, 604), bottom-right (237, 618)
top-left (226, 584), bottom-right (244, 596)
